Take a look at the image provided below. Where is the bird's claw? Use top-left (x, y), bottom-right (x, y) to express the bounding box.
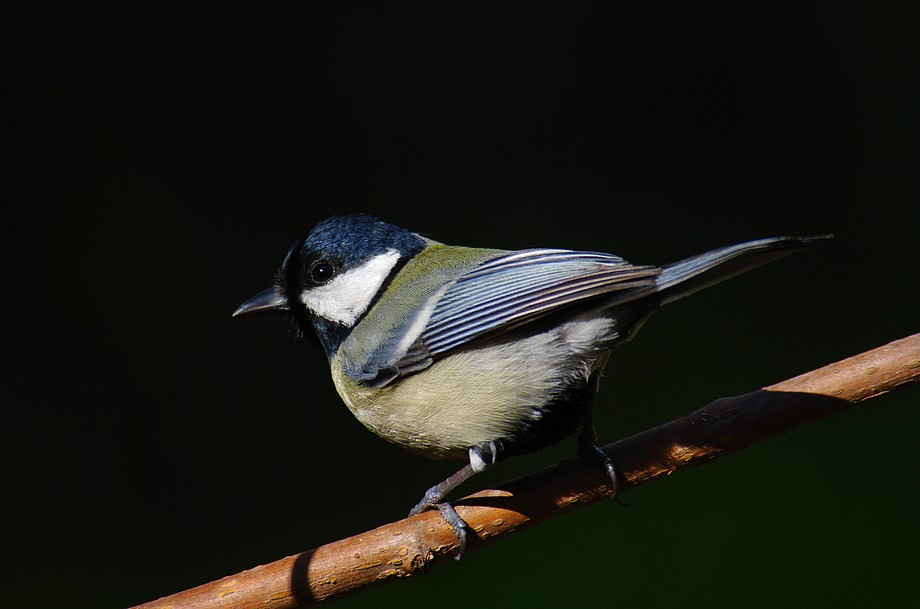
top-left (409, 500), bottom-right (469, 560)
top-left (438, 503), bottom-right (468, 560)
top-left (602, 461), bottom-right (629, 506)
top-left (581, 444), bottom-right (628, 506)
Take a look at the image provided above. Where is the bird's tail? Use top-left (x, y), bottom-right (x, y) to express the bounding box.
top-left (655, 235), bottom-right (832, 306)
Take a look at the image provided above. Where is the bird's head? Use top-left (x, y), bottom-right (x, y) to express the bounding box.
top-left (234, 214), bottom-right (428, 356)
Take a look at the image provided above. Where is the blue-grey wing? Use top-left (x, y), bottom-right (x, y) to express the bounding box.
top-left (393, 248), bottom-right (660, 371)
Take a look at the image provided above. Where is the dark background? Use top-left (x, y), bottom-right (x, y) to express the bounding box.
top-left (9, 2), bottom-right (918, 608)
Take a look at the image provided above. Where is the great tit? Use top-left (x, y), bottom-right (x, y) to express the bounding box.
top-left (234, 214), bottom-right (827, 557)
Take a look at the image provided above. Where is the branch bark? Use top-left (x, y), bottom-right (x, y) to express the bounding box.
top-left (130, 333), bottom-right (920, 609)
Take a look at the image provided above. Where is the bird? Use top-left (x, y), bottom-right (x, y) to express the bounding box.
top-left (234, 214), bottom-right (828, 558)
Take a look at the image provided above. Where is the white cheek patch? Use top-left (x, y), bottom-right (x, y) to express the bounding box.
top-left (300, 249), bottom-right (401, 326)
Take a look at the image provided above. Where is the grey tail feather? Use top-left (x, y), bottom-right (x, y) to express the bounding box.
top-left (655, 234), bottom-right (833, 306)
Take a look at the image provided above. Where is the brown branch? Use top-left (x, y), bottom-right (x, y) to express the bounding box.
top-left (130, 334), bottom-right (920, 609)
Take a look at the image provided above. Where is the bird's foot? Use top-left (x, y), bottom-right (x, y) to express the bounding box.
top-left (409, 498), bottom-right (469, 560)
top-left (408, 464), bottom-right (478, 560)
top-left (580, 444), bottom-right (628, 506)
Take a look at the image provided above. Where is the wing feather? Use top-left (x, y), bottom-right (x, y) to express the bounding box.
top-left (399, 248), bottom-right (660, 365)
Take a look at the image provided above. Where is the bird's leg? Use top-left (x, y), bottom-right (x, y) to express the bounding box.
top-left (578, 409), bottom-right (628, 506)
top-left (409, 442), bottom-right (498, 560)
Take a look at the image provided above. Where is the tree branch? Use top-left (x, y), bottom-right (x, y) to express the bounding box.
top-left (130, 333), bottom-right (919, 609)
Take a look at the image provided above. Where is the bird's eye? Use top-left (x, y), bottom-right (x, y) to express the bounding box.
top-left (309, 261), bottom-right (335, 284)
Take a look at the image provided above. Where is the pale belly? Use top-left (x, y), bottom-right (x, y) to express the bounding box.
top-left (331, 317), bottom-right (617, 460)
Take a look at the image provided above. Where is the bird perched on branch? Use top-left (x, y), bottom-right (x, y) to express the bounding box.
top-left (234, 214), bottom-right (828, 558)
